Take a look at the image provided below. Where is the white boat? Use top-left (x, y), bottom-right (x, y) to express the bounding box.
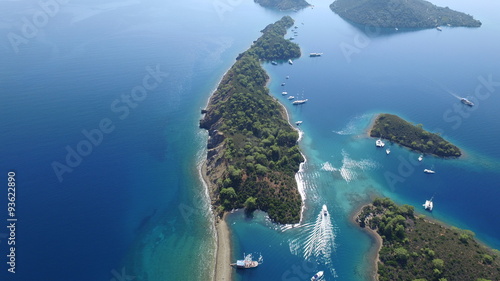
top-left (386, 148), bottom-right (391, 155)
top-left (311, 271), bottom-right (324, 281)
top-left (309, 53), bottom-right (323, 57)
top-left (286, 75), bottom-right (290, 79)
top-left (436, 26), bottom-right (442, 31)
top-left (423, 169), bottom-right (435, 174)
top-left (281, 83), bottom-right (285, 86)
top-left (375, 139), bottom-right (385, 147)
top-left (296, 121), bottom-right (303, 125)
top-left (292, 99), bottom-right (308, 105)
top-left (287, 96), bottom-right (295, 100)
top-left (418, 154), bottom-right (423, 162)
top-left (423, 197), bottom-right (433, 211)
top-left (231, 255), bottom-right (259, 269)
top-left (271, 61), bottom-right (278, 65)
top-left (282, 91), bottom-right (288, 95)
top-left (322, 205), bottom-right (328, 216)
top-left (460, 97), bottom-right (474, 106)
top-left (288, 59), bottom-right (293, 65)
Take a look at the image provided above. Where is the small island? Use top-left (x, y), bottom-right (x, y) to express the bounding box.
top-left (357, 198), bottom-right (500, 281)
top-left (369, 113), bottom-right (461, 157)
top-left (330, 0), bottom-right (481, 29)
top-left (254, 0), bottom-right (310, 11)
top-left (200, 16), bottom-right (303, 224)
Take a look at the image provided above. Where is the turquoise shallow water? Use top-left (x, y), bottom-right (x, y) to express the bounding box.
top-left (0, 0), bottom-right (499, 280)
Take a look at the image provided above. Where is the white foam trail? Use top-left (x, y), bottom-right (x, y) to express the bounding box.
top-left (333, 114), bottom-right (371, 135)
top-left (338, 150), bottom-right (378, 183)
top-left (321, 162), bottom-right (337, 172)
top-left (302, 205), bottom-right (336, 265)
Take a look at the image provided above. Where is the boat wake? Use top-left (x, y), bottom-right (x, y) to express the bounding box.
top-left (289, 205), bottom-right (337, 271)
top-left (333, 114), bottom-right (372, 136)
top-left (322, 151), bottom-right (377, 183)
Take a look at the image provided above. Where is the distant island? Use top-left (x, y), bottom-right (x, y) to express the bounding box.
top-left (357, 198), bottom-right (500, 281)
top-left (330, 0), bottom-right (481, 29)
top-left (254, 0), bottom-right (310, 11)
top-left (200, 16), bottom-right (303, 224)
top-left (370, 113), bottom-right (461, 157)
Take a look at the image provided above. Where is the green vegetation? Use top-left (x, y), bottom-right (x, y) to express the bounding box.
top-left (357, 198), bottom-right (500, 281)
top-left (200, 16), bottom-right (303, 224)
top-left (254, 0), bottom-right (310, 11)
top-left (330, 0), bottom-right (481, 29)
top-left (370, 113), bottom-right (461, 157)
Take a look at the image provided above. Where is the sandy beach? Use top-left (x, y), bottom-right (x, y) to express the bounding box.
top-left (200, 161), bottom-right (233, 281)
top-left (214, 213), bottom-right (232, 281)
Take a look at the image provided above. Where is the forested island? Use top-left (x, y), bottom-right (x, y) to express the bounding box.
top-left (357, 198), bottom-right (500, 281)
top-left (330, 0), bottom-right (481, 29)
top-left (200, 16), bottom-right (303, 224)
top-left (370, 114), bottom-right (461, 157)
top-left (254, 0), bottom-right (310, 11)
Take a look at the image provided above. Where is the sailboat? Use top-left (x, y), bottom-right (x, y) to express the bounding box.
top-left (423, 197), bottom-right (434, 211)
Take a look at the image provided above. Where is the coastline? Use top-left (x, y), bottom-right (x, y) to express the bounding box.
top-left (351, 204), bottom-right (381, 281)
top-left (201, 161), bottom-right (233, 281)
top-left (276, 96), bottom-right (307, 224)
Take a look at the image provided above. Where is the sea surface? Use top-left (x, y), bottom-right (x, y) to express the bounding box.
top-left (0, 0), bottom-right (499, 280)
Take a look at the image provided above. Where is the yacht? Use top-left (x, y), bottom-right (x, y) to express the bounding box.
top-left (287, 96), bottom-right (295, 100)
top-left (288, 59), bottom-right (293, 65)
top-left (423, 169), bottom-right (435, 174)
top-left (460, 97), bottom-right (474, 106)
top-left (423, 197), bottom-right (433, 211)
top-left (436, 26), bottom-right (442, 31)
top-left (292, 99), bottom-right (308, 105)
top-left (282, 91), bottom-right (288, 95)
top-left (418, 154), bottom-right (423, 162)
top-left (311, 271), bottom-right (324, 281)
top-left (375, 139), bottom-right (385, 147)
top-left (296, 121), bottom-right (303, 125)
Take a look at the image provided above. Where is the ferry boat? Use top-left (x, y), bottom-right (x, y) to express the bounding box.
top-left (288, 59), bottom-right (293, 65)
top-left (309, 53), bottom-right (323, 57)
top-left (311, 271), bottom-right (324, 281)
top-left (282, 91), bottom-right (288, 95)
top-left (287, 96), bottom-right (295, 100)
top-left (460, 97), bottom-right (474, 106)
top-left (423, 197), bottom-right (433, 211)
top-left (292, 99), bottom-right (308, 105)
top-left (231, 258), bottom-right (258, 269)
top-left (423, 169), bottom-right (435, 174)
top-left (418, 154), bottom-right (423, 162)
top-left (375, 139), bottom-right (385, 147)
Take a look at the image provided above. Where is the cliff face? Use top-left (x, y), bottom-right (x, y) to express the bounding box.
top-left (199, 16), bottom-right (303, 224)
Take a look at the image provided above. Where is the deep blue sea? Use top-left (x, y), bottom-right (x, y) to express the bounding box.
top-left (0, 0), bottom-right (499, 280)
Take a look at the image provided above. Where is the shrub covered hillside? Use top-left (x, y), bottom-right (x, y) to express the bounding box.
top-left (200, 16), bottom-right (303, 224)
top-left (357, 198), bottom-right (500, 281)
top-left (254, 0), bottom-right (310, 11)
top-left (370, 113), bottom-right (461, 157)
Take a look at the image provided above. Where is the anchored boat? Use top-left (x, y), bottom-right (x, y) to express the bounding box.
top-left (423, 197), bottom-right (434, 211)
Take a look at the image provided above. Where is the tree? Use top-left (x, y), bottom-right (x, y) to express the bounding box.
top-left (432, 258), bottom-right (444, 269)
top-left (244, 197), bottom-right (257, 211)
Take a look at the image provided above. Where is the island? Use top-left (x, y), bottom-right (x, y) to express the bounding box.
top-left (369, 113), bottom-right (461, 157)
top-left (356, 198), bottom-right (500, 281)
top-left (330, 0), bottom-right (481, 29)
top-left (254, 0), bottom-right (310, 11)
top-left (200, 16), bottom-right (303, 225)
